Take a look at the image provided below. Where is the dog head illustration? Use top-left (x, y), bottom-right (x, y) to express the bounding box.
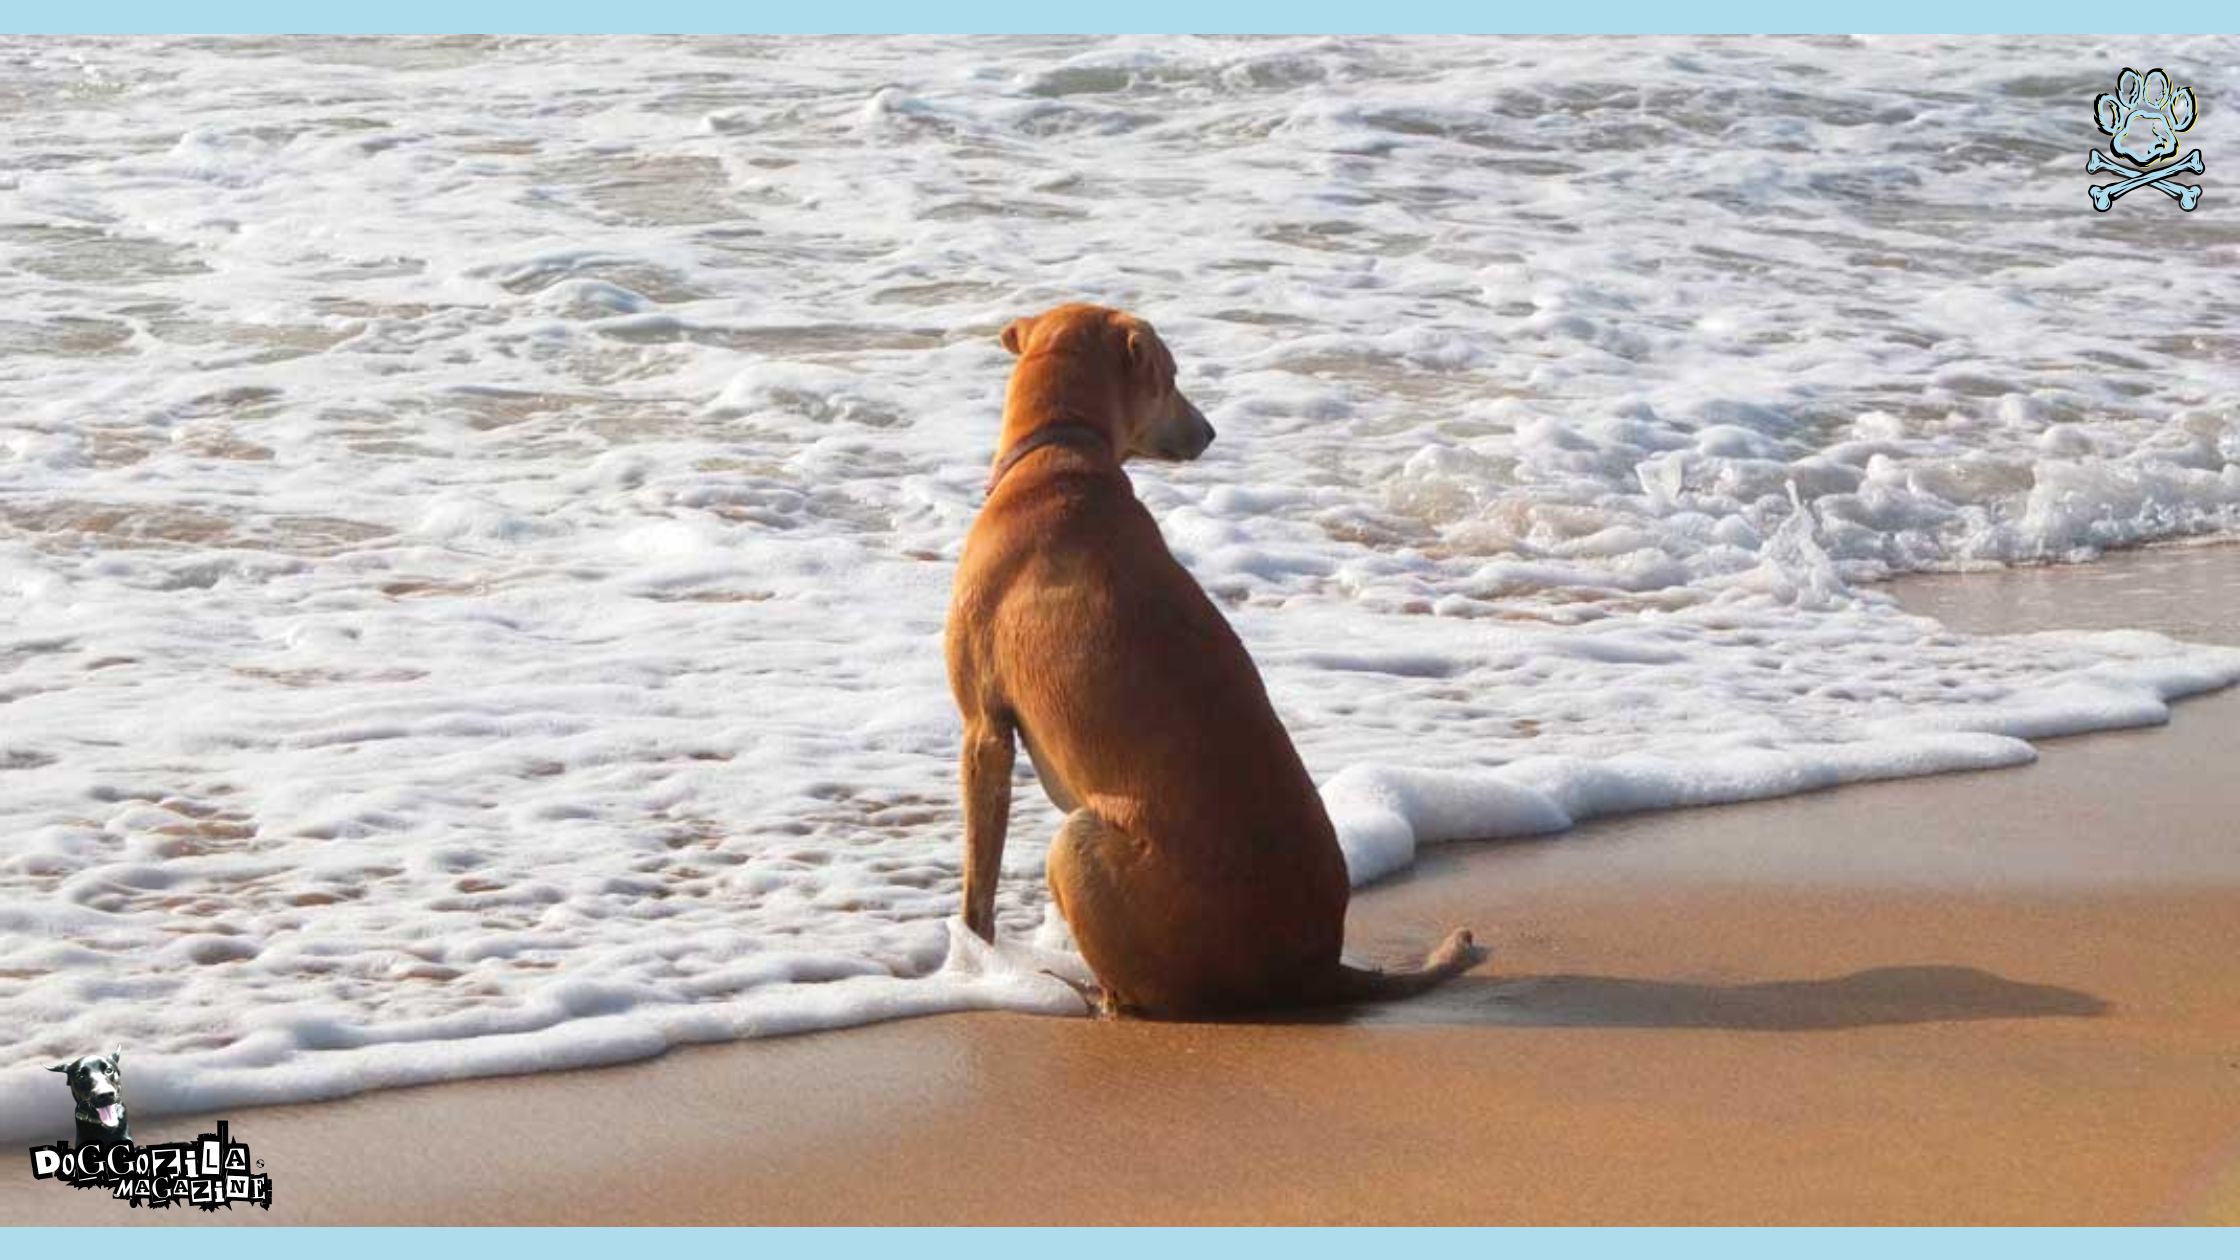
top-left (50, 1049), bottom-right (130, 1143)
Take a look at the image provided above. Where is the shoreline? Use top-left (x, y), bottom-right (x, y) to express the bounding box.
top-left (6, 541), bottom-right (2240, 1224)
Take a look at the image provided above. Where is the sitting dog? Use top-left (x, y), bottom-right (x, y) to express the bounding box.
top-left (945, 302), bottom-right (1481, 1017)
top-left (50, 1049), bottom-right (131, 1145)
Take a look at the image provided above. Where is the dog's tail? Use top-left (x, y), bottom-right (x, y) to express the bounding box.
top-left (1311, 928), bottom-right (1483, 1006)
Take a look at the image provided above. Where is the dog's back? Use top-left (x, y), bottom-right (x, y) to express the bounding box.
top-left (971, 460), bottom-right (1341, 854)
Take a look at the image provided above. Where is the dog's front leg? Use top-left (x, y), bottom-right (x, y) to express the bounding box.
top-left (960, 717), bottom-right (1016, 942)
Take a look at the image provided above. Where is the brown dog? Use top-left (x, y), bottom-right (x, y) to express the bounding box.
top-left (944, 303), bottom-right (1480, 1017)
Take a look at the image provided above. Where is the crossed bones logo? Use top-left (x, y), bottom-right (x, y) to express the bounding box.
top-left (2088, 67), bottom-right (2203, 212)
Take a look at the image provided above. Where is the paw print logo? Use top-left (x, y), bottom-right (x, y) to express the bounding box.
top-left (2097, 68), bottom-right (2194, 164)
top-left (2087, 67), bottom-right (2204, 212)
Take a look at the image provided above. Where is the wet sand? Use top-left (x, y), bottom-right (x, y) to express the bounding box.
top-left (7, 543), bottom-right (2240, 1225)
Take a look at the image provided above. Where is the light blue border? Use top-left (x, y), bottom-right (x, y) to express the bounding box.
top-left (3, 3), bottom-right (2237, 34)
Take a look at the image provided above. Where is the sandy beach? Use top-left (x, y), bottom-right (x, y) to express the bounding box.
top-left (5, 541), bottom-right (2238, 1225)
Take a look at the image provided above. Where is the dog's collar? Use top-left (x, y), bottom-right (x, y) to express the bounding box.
top-left (985, 422), bottom-right (1112, 497)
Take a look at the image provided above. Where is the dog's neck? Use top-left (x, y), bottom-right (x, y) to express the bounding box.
top-left (986, 421), bottom-right (1114, 497)
top-left (75, 1115), bottom-right (128, 1143)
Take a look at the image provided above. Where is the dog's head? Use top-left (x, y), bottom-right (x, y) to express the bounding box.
top-left (1000, 304), bottom-right (1214, 462)
top-left (51, 1049), bottom-right (127, 1132)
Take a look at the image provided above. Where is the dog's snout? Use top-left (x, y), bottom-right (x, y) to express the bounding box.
top-left (1174, 397), bottom-right (1214, 460)
top-left (1184, 421), bottom-right (1214, 459)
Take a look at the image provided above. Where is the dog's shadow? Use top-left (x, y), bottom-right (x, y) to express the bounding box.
top-left (1244, 965), bottom-right (2109, 1031)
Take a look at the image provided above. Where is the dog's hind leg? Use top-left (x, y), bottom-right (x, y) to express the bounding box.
top-left (1050, 810), bottom-right (1380, 1017)
top-left (1044, 809), bottom-right (1184, 1016)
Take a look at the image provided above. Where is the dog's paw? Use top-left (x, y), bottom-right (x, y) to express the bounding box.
top-left (2097, 67), bottom-right (2196, 166)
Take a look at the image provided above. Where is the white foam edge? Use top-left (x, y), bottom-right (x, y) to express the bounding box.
top-left (0, 919), bottom-right (1087, 1144)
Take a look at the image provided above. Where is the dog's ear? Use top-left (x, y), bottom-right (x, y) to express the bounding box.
top-left (49, 1063), bottom-right (71, 1074)
top-left (111, 1048), bottom-right (123, 1072)
top-left (999, 317), bottom-right (1033, 357)
top-left (1122, 323), bottom-right (1168, 387)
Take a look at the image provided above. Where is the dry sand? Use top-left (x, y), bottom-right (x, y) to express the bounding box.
top-left (7, 542), bottom-right (2240, 1225)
